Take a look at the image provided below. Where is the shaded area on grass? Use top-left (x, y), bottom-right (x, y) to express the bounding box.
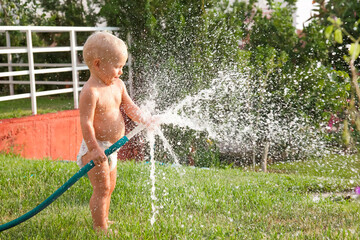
top-left (268, 154), bottom-right (360, 183)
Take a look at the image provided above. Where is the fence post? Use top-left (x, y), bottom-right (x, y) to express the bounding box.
top-left (5, 31), bottom-right (14, 95)
top-left (70, 30), bottom-right (79, 109)
top-left (26, 29), bottom-right (37, 115)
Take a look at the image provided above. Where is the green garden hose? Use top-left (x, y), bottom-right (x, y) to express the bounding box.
top-left (0, 124), bottom-right (145, 232)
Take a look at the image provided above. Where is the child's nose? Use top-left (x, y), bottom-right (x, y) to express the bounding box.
top-left (118, 69), bottom-right (123, 75)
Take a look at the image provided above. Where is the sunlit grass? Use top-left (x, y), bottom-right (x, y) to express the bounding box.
top-left (0, 93), bottom-right (74, 119)
top-left (0, 153), bottom-right (359, 239)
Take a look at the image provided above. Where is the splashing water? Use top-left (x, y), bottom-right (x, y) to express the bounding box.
top-left (155, 128), bottom-right (181, 166)
top-left (140, 69), bottom-right (335, 225)
top-left (153, 70), bottom-right (331, 160)
top-left (146, 130), bottom-right (158, 225)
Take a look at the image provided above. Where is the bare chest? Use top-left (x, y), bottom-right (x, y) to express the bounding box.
top-left (96, 85), bottom-right (122, 113)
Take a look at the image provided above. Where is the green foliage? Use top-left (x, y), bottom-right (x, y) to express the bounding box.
top-left (3, 0), bottom-right (360, 162)
top-left (246, 3), bottom-right (298, 54)
top-left (313, 0), bottom-right (360, 71)
top-left (0, 0), bottom-right (39, 26)
top-left (100, 0), bottom-right (247, 104)
top-left (158, 127), bottom-right (221, 168)
top-left (0, 0), bottom-right (100, 95)
top-left (298, 21), bottom-right (330, 64)
top-left (0, 0), bottom-right (39, 94)
top-left (314, 0), bottom-right (360, 148)
top-left (99, 1), bottom-right (252, 166)
top-left (325, 16), bottom-right (360, 63)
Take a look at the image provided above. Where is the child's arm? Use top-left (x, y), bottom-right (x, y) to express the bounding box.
top-left (79, 88), bottom-right (108, 165)
top-left (120, 81), bottom-right (150, 125)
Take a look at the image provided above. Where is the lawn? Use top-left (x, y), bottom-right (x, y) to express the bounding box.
top-left (0, 153), bottom-right (359, 239)
top-left (0, 94), bottom-right (74, 119)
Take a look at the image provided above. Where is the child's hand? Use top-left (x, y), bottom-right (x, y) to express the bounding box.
top-left (89, 146), bottom-right (107, 166)
top-left (145, 114), bottom-right (162, 131)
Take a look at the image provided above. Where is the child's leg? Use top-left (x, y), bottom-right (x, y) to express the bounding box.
top-left (82, 153), bottom-right (111, 231)
top-left (105, 167), bottom-right (117, 223)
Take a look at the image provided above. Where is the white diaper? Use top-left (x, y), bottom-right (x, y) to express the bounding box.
top-left (77, 139), bottom-right (118, 172)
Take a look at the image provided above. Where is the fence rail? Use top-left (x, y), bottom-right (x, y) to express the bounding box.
top-left (0, 26), bottom-right (123, 115)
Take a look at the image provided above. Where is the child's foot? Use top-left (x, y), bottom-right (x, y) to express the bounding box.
top-left (95, 227), bottom-right (118, 237)
top-left (108, 220), bottom-right (116, 225)
top-left (107, 228), bottom-right (119, 237)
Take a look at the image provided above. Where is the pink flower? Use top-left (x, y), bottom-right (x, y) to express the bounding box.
top-left (355, 186), bottom-right (360, 195)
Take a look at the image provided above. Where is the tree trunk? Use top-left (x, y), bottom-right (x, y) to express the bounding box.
top-left (350, 59), bottom-right (360, 103)
top-left (261, 142), bottom-right (270, 173)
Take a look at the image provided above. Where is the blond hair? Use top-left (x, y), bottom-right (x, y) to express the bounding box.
top-left (83, 32), bottom-right (128, 68)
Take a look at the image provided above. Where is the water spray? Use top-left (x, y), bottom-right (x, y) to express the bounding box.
top-left (0, 124), bottom-right (146, 232)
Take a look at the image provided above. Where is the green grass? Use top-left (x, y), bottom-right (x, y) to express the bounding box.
top-left (0, 93), bottom-right (74, 119)
top-left (0, 153), bottom-right (359, 239)
top-left (268, 154), bottom-right (360, 191)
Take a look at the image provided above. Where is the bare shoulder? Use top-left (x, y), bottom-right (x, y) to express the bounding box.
top-left (117, 78), bottom-right (126, 88)
top-left (115, 78), bottom-right (126, 93)
top-left (80, 80), bottom-right (99, 104)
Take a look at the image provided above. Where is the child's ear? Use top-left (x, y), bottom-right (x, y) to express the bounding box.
top-left (93, 59), bottom-right (100, 70)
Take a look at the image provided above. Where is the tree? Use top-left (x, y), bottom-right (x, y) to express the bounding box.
top-left (0, 0), bottom-right (43, 94)
top-left (312, 0), bottom-right (360, 71)
top-left (312, 0), bottom-right (360, 149)
top-left (0, 0), bottom-right (39, 26)
top-left (100, 0), bottom-right (246, 106)
top-left (0, 0), bottom-right (101, 95)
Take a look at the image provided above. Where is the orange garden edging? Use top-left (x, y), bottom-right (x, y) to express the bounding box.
top-left (0, 110), bottom-right (143, 161)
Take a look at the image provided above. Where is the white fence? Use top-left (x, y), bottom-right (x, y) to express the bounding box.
top-left (0, 26), bottom-right (131, 115)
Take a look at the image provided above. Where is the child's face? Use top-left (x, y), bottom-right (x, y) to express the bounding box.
top-left (96, 48), bottom-right (127, 85)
